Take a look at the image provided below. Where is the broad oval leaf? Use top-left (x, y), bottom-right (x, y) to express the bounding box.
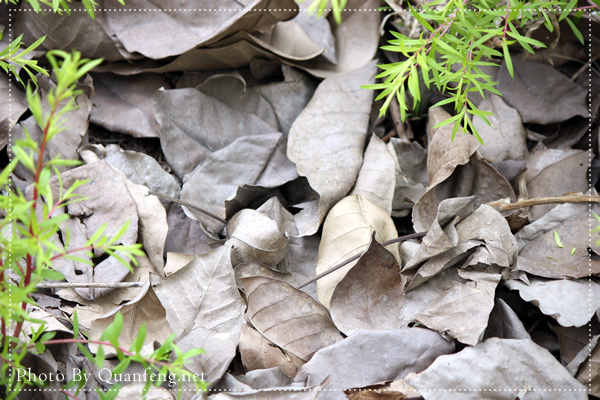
top-left (242, 276), bottom-right (342, 361)
top-left (315, 194), bottom-right (400, 309)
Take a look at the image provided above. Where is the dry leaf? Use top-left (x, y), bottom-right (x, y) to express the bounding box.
top-left (408, 338), bottom-right (588, 400)
top-left (227, 209), bottom-right (289, 267)
top-left (287, 62), bottom-right (377, 235)
top-left (350, 134), bottom-right (396, 214)
top-left (153, 245), bottom-right (245, 340)
top-left (315, 195), bottom-right (400, 309)
top-left (242, 276), bottom-right (342, 361)
top-left (330, 236), bottom-right (404, 336)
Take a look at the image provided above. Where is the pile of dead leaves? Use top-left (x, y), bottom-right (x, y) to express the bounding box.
top-left (1, 1), bottom-right (600, 400)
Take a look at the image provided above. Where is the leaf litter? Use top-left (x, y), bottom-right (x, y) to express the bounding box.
top-left (6, 3), bottom-right (600, 400)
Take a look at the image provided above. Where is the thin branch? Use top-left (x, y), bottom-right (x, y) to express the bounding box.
top-left (486, 194), bottom-right (600, 213)
top-left (36, 282), bottom-right (159, 289)
top-left (295, 231), bottom-right (427, 289)
top-left (147, 191), bottom-right (227, 225)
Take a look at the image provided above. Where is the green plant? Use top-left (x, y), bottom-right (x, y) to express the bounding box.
top-left (0, 50), bottom-right (206, 399)
top-left (3, 0), bottom-right (125, 20)
top-left (363, 0), bottom-right (589, 143)
top-left (300, 0), bottom-right (347, 24)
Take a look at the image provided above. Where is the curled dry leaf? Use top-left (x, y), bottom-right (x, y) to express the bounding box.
top-left (235, 262), bottom-right (297, 288)
top-left (315, 195), bottom-right (401, 309)
top-left (227, 209), bottom-right (289, 267)
top-left (407, 338), bottom-right (588, 400)
top-left (287, 61), bottom-right (377, 236)
top-left (504, 277), bottom-right (600, 327)
top-left (496, 57), bottom-right (588, 124)
top-left (242, 276), bottom-right (343, 361)
top-left (413, 108), bottom-right (516, 232)
top-left (209, 376), bottom-right (331, 400)
top-left (98, 0), bottom-right (298, 59)
top-left (90, 73), bottom-right (169, 138)
top-left (153, 245), bottom-right (245, 340)
top-left (180, 133), bottom-right (292, 238)
top-left (293, 328), bottom-right (455, 400)
top-left (388, 138), bottom-right (428, 217)
top-left (330, 236), bottom-right (404, 336)
top-left (350, 134), bottom-right (396, 214)
top-left (239, 323), bottom-right (305, 379)
top-left (48, 161), bottom-right (139, 301)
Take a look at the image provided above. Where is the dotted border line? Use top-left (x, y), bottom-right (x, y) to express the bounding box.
top-left (12, 7), bottom-right (597, 12)
top-left (6, 5), bottom-right (596, 396)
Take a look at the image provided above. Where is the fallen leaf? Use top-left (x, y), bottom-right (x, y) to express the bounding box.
top-left (350, 134), bottom-right (396, 214)
top-left (239, 323), bottom-right (305, 379)
top-left (0, 75), bottom-right (27, 150)
top-left (242, 276), bottom-right (343, 361)
top-left (483, 298), bottom-right (531, 340)
top-left (153, 245), bottom-right (245, 340)
top-left (574, 335), bottom-right (600, 396)
top-left (209, 376), bottom-right (331, 399)
top-left (293, 328), bottom-right (455, 400)
top-left (315, 195), bottom-right (400, 309)
top-left (496, 57), bottom-right (588, 124)
top-left (287, 61), bottom-right (377, 235)
top-left (227, 209), bottom-right (289, 267)
top-left (330, 236), bottom-right (404, 336)
top-left (235, 262), bottom-right (297, 288)
top-left (472, 94), bottom-right (528, 162)
top-left (180, 133), bottom-right (291, 238)
top-left (176, 326), bottom-right (238, 388)
top-left (505, 277), bottom-right (600, 327)
top-left (408, 337), bottom-right (588, 400)
top-left (90, 73), bottom-right (169, 138)
top-left (388, 139), bottom-right (428, 217)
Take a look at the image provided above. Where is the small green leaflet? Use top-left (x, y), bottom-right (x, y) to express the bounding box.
top-left (571, 248), bottom-right (576, 256)
top-left (554, 230), bottom-right (563, 248)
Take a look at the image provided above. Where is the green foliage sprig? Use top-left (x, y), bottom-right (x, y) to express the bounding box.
top-left (0, 50), bottom-right (205, 399)
top-left (363, 0), bottom-right (587, 143)
top-left (0, 33), bottom-right (48, 87)
top-left (3, 0), bottom-right (125, 20)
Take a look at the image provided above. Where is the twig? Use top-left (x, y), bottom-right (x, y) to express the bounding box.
top-left (486, 194), bottom-right (600, 213)
top-left (571, 53), bottom-right (600, 81)
top-left (295, 231), bottom-right (426, 289)
top-left (147, 191), bottom-right (227, 225)
top-left (36, 282), bottom-right (159, 289)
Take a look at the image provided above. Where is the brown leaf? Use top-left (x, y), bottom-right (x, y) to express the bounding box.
top-left (496, 57), bottom-right (587, 124)
top-left (350, 134), bottom-right (396, 214)
top-left (287, 62), bottom-right (377, 235)
top-left (98, 0), bottom-right (298, 59)
top-left (316, 195), bottom-right (401, 309)
top-left (239, 323), bottom-right (305, 379)
top-left (48, 161), bottom-right (139, 301)
top-left (242, 276), bottom-right (343, 361)
top-left (293, 328), bottom-right (455, 400)
top-left (0, 75), bottom-right (27, 150)
top-left (330, 237), bottom-right (404, 336)
top-left (408, 338), bottom-right (588, 400)
top-left (90, 73), bottom-right (169, 138)
top-left (180, 133), bottom-right (292, 238)
top-left (227, 209), bottom-right (289, 267)
top-left (153, 245), bottom-right (245, 340)
top-left (209, 376), bottom-right (331, 399)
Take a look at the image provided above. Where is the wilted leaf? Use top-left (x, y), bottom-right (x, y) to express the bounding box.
top-left (279, 235), bottom-right (321, 300)
top-left (14, 1), bottom-right (132, 61)
top-left (575, 335), bottom-right (600, 396)
top-left (413, 107), bottom-right (516, 232)
top-left (90, 73), bottom-right (169, 138)
top-left (330, 237), bottom-right (404, 336)
top-left (472, 94), bottom-right (528, 162)
top-left (516, 211), bottom-right (600, 279)
top-left (242, 276), bottom-right (342, 361)
top-left (153, 87), bottom-right (279, 178)
top-left (153, 245), bottom-right (245, 340)
top-left (180, 133), bottom-right (293, 238)
top-left (235, 262), bottom-right (297, 288)
top-left (227, 209), bottom-right (289, 267)
top-left (176, 326), bottom-right (238, 388)
top-left (316, 195), bottom-right (400, 309)
top-left (99, 0), bottom-right (298, 59)
top-left (239, 324), bottom-right (305, 379)
top-left (293, 328), bottom-right (455, 400)
top-left (409, 338), bottom-right (587, 400)
top-left (350, 134), bottom-right (396, 214)
top-left (209, 376), bottom-right (331, 399)
top-left (0, 75), bottom-right (27, 149)
top-left (256, 197), bottom-right (299, 237)
top-left (483, 298), bottom-right (531, 340)
top-left (505, 277), bottom-right (600, 327)
top-left (287, 62), bottom-right (377, 236)
top-left (89, 285), bottom-right (171, 357)
top-left (47, 161), bottom-right (139, 301)
top-left (496, 57), bottom-right (587, 124)
top-left (294, 11), bottom-right (337, 64)
top-left (388, 138), bottom-right (428, 217)
top-left (164, 205), bottom-right (224, 256)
